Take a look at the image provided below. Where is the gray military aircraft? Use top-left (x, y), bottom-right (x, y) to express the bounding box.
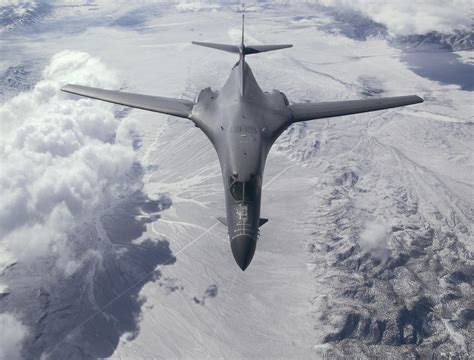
top-left (62, 15), bottom-right (423, 270)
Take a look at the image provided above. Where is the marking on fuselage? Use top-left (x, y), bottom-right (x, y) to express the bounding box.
top-left (236, 204), bottom-right (248, 225)
top-left (233, 204), bottom-right (252, 238)
top-left (231, 232), bottom-right (256, 241)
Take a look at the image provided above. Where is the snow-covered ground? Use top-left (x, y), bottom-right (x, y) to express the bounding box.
top-left (0, 1), bottom-right (472, 359)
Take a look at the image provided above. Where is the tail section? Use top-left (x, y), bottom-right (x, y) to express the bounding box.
top-left (191, 15), bottom-right (292, 57)
top-left (192, 15), bottom-right (292, 97)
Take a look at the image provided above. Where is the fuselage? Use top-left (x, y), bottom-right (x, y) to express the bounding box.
top-left (190, 58), bottom-right (292, 270)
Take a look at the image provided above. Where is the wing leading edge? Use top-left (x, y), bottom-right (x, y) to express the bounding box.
top-left (61, 84), bottom-right (194, 119)
top-left (289, 95), bottom-right (423, 123)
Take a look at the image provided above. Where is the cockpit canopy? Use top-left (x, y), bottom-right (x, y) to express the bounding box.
top-left (228, 175), bottom-right (260, 202)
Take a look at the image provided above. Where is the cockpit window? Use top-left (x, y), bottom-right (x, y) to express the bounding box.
top-left (243, 178), bottom-right (256, 201)
top-left (228, 176), bottom-right (259, 202)
top-left (230, 181), bottom-right (244, 201)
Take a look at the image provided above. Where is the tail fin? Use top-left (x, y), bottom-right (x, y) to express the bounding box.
top-left (191, 15), bottom-right (292, 56)
top-left (241, 13), bottom-right (245, 50)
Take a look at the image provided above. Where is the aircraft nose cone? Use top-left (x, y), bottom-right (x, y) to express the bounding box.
top-left (231, 235), bottom-right (256, 271)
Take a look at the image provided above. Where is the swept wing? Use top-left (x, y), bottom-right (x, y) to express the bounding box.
top-left (289, 95), bottom-right (423, 122)
top-left (61, 84), bottom-right (194, 119)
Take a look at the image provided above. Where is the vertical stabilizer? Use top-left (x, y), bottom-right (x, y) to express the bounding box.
top-left (241, 14), bottom-right (245, 52)
top-left (239, 14), bottom-right (245, 96)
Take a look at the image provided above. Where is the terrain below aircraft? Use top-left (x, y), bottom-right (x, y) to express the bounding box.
top-left (62, 16), bottom-right (423, 270)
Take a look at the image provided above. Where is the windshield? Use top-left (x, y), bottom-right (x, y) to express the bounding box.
top-left (230, 180), bottom-right (244, 201)
top-left (229, 176), bottom-right (258, 202)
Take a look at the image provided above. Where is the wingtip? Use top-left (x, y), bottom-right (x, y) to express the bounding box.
top-left (407, 94), bottom-right (424, 104)
top-left (61, 84), bottom-right (74, 92)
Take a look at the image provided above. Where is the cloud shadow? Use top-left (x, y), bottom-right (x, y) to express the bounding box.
top-left (1, 187), bottom-right (175, 359)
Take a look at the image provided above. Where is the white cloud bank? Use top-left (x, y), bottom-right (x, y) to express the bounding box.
top-left (0, 313), bottom-right (28, 360)
top-left (0, 51), bottom-right (139, 275)
top-left (261, 0), bottom-right (472, 35)
top-left (318, 0), bottom-right (473, 35)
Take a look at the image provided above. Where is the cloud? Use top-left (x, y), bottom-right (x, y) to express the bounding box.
top-left (359, 221), bottom-right (390, 260)
top-left (0, 0), bottom-right (43, 30)
top-left (175, 1), bottom-right (221, 11)
top-left (0, 313), bottom-right (28, 360)
top-left (0, 0), bottom-right (37, 13)
top-left (0, 283), bottom-right (8, 294)
top-left (0, 50), bottom-right (139, 275)
top-left (317, 0), bottom-right (473, 35)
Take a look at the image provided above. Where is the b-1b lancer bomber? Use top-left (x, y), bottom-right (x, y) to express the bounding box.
top-left (62, 16), bottom-right (423, 270)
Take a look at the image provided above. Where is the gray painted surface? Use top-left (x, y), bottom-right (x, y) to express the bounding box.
top-left (61, 16), bottom-right (423, 270)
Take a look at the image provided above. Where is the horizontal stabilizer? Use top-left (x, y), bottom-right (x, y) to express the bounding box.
top-left (192, 42), bottom-right (292, 55)
top-left (61, 84), bottom-right (194, 119)
top-left (244, 44), bottom-right (292, 54)
top-left (217, 217), bottom-right (228, 226)
top-left (258, 218), bottom-right (268, 227)
top-left (289, 95), bottom-right (423, 122)
top-left (192, 41), bottom-right (240, 54)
